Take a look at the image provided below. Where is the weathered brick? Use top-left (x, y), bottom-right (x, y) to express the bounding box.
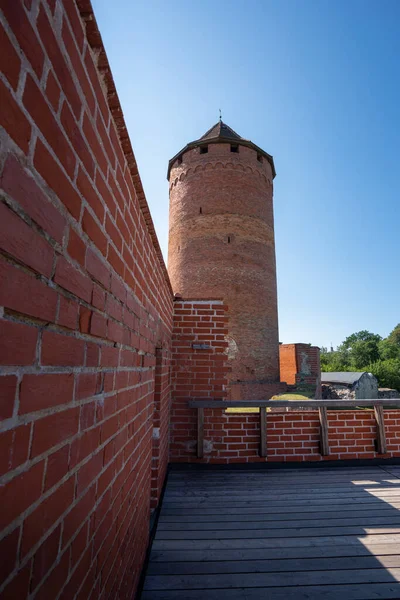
top-left (45, 69), bottom-right (61, 112)
top-left (0, 461), bottom-right (44, 530)
top-left (20, 373), bottom-right (74, 414)
top-left (37, 5), bottom-right (81, 118)
top-left (82, 208), bottom-right (107, 256)
top-left (0, 320), bottom-right (38, 366)
top-left (34, 138), bottom-right (81, 219)
top-left (57, 294), bottom-right (79, 330)
top-left (41, 330), bottom-right (85, 366)
top-left (1, 154), bottom-right (67, 244)
top-left (0, 374), bottom-right (17, 420)
top-left (21, 477), bottom-right (75, 557)
top-left (23, 75), bottom-right (76, 178)
top-left (61, 101), bottom-right (94, 178)
top-left (54, 256), bottom-right (92, 302)
top-left (0, 258), bottom-right (58, 322)
top-left (0, 22), bottom-right (21, 90)
top-left (0, 203), bottom-right (54, 277)
top-left (76, 166), bottom-right (104, 222)
top-left (1, 0), bottom-right (44, 77)
top-left (67, 227), bottom-right (86, 267)
top-left (0, 78), bottom-right (31, 154)
top-left (0, 423), bottom-right (30, 476)
top-left (31, 407), bottom-right (80, 457)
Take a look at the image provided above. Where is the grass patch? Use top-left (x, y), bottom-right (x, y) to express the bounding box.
top-left (225, 394), bottom-right (311, 414)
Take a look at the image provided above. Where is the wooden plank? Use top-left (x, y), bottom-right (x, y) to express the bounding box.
top-left (259, 406), bottom-right (267, 457)
top-left (143, 567), bottom-right (400, 591)
top-left (147, 554), bottom-right (400, 575)
top-left (157, 515), bottom-right (400, 531)
top-left (167, 477), bottom-right (394, 486)
top-left (141, 583), bottom-right (400, 600)
top-left (160, 506), bottom-right (400, 522)
top-left (162, 492), bottom-right (400, 505)
top-left (197, 407), bottom-right (204, 459)
top-left (155, 526), bottom-right (400, 540)
top-left (151, 533), bottom-right (400, 550)
top-left (162, 494), bottom-right (400, 505)
top-left (150, 543), bottom-right (400, 563)
top-left (375, 404), bottom-right (387, 454)
top-left (164, 483), bottom-right (400, 495)
top-left (188, 399), bottom-right (400, 408)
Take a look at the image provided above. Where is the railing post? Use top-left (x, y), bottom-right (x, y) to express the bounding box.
top-left (374, 404), bottom-right (387, 454)
top-left (319, 406), bottom-right (330, 456)
top-left (260, 407), bottom-right (267, 457)
top-left (197, 407), bottom-right (204, 458)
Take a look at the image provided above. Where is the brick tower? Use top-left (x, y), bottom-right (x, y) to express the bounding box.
top-left (168, 121), bottom-right (281, 399)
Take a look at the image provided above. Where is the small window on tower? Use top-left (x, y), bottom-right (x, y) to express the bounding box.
top-left (257, 153), bottom-right (263, 163)
top-left (230, 144), bottom-right (239, 153)
top-left (227, 236), bottom-right (231, 243)
top-left (200, 146), bottom-right (208, 154)
top-left (199, 207), bottom-right (202, 214)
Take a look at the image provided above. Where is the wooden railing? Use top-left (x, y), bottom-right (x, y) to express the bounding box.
top-left (188, 399), bottom-right (400, 459)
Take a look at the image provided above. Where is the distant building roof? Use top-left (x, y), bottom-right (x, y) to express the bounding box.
top-left (321, 372), bottom-right (372, 385)
top-left (167, 120), bottom-right (276, 179)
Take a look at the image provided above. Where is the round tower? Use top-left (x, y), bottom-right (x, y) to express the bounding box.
top-left (168, 121), bottom-right (280, 397)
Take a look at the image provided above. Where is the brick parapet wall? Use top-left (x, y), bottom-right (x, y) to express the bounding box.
top-left (172, 409), bottom-right (400, 464)
top-left (170, 299), bottom-right (229, 461)
top-left (0, 1), bottom-right (172, 598)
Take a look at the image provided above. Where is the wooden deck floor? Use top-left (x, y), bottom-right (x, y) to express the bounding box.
top-left (142, 466), bottom-right (400, 599)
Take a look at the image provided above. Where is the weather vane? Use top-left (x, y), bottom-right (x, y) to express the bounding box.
top-left (219, 108), bottom-right (222, 122)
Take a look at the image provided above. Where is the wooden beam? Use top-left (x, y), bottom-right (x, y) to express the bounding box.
top-left (197, 408), bottom-right (204, 459)
top-left (318, 407), bottom-right (330, 456)
top-left (374, 404), bottom-right (387, 454)
top-left (259, 408), bottom-right (267, 458)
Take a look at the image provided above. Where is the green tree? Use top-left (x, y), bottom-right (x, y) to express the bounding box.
top-left (387, 324), bottom-right (400, 349)
top-left (366, 359), bottom-right (400, 391)
top-left (339, 330), bottom-right (381, 369)
top-left (379, 338), bottom-right (400, 360)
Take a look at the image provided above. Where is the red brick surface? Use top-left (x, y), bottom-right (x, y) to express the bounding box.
top-left (0, 1), bottom-right (172, 598)
top-left (170, 299), bottom-right (230, 461)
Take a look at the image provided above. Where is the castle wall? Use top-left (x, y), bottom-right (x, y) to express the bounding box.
top-left (168, 142), bottom-right (280, 397)
top-left (0, 1), bottom-right (173, 597)
top-left (280, 343), bottom-right (321, 398)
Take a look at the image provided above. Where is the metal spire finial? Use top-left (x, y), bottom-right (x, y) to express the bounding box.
top-left (219, 108), bottom-right (222, 122)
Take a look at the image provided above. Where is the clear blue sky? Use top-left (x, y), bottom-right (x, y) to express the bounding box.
top-left (92, 0), bottom-right (400, 349)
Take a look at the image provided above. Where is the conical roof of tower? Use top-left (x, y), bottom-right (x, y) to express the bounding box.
top-left (167, 121), bottom-right (276, 179)
top-left (199, 121), bottom-right (243, 142)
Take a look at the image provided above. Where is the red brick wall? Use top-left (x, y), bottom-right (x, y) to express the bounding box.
top-left (279, 344), bottom-right (297, 384)
top-left (0, 1), bottom-right (172, 598)
top-left (280, 343), bottom-right (321, 398)
top-left (170, 299), bottom-right (229, 461)
top-left (173, 409), bottom-right (400, 464)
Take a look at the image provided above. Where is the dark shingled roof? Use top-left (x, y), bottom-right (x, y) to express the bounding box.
top-left (167, 121), bottom-right (276, 179)
top-left (199, 121), bottom-right (243, 142)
